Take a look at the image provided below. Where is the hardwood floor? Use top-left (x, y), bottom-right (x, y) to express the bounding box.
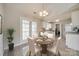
top-left (3, 39), bottom-right (79, 56)
top-left (4, 43), bottom-right (29, 56)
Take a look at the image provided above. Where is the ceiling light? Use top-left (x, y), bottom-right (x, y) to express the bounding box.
top-left (70, 23), bottom-right (72, 25)
top-left (39, 10), bottom-right (48, 17)
top-left (43, 11), bottom-right (46, 13)
top-left (43, 14), bottom-right (46, 16)
top-left (46, 12), bottom-right (48, 15)
top-left (56, 19), bottom-right (59, 22)
top-left (39, 12), bottom-right (43, 16)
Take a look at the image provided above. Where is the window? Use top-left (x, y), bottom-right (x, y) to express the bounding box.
top-left (46, 22), bottom-right (51, 30)
top-left (32, 22), bottom-right (37, 36)
top-left (22, 20), bottom-right (30, 40)
top-left (43, 21), bottom-right (51, 30)
top-left (21, 18), bottom-right (37, 40)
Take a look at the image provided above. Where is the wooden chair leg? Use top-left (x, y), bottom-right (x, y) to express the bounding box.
top-left (58, 50), bottom-right (60, 56)
top-left (29, 51), bottom-right (31, 56)
top-left (40, 51), bottom-right (42, 56)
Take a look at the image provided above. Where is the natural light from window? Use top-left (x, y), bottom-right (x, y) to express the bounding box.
top-left (22, 18), bottom-right (37, 40)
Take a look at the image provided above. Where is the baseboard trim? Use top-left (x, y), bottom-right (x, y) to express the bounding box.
top-left (4, 41), bottom-right (28, 50)
top-left (15, 41), bottom-right (28, 47)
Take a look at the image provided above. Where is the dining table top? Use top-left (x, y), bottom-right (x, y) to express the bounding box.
top-left (34, 37), bottom-right (54, 45)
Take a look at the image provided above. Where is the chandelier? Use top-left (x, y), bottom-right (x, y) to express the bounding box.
top-left (39, 4), bottom-right (48, 17)
top-left (39, 10), bottom-right (48, 17)
top-left (33, 4), bottom-right (48, 17)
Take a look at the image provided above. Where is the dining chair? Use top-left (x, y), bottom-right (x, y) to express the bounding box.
top-left (47, 37), bottom-right (61, 56)
top-left (28, 38), bottom-right (41, 56)
top-left (47, 38), bottom-right (56, 49)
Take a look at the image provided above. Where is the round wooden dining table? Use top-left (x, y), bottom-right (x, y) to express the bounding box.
top-left (35, 38), bottom-right (54, 54)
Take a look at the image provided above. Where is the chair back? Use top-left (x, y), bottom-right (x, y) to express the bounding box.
top-left (56, 37), bottom-right (61, 46)
top-left (28, 38), bottom-right (35, 56)
top-left (55, 37), bottom-right (61, 49)
top-left (52, 37), bottom-right (61, 54)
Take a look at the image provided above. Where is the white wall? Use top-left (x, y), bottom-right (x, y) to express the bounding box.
top-left (72, 10), bottom-right (79, 26)
top-left (0, 4), bottom-right (4, 16)
top-left (3, 4), bottom-right (42, 49)
top-left (3, 5), bottom-right (21, 49)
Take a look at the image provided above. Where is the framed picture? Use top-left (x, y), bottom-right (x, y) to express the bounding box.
top-left (0, 15), bottom-right (2, 34)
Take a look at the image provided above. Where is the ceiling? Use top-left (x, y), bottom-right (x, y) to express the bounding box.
top-left (4, 3), bottom-right (79, 22)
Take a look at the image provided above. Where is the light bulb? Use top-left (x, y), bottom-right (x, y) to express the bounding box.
top-left (46, 12), bottom-right (48, 15)
top-left (43, 10), bottom-right (46, 13)
top-left (56, 19), bottom-right (59, 22)
top-left (39, 10), bottom-right (48, 17)
top-left (43, 14), bottom-right (46, 16)
top-left (70, 23), bottom-right (72, 25)
top-left (39, 12), bottom-right (43, 16)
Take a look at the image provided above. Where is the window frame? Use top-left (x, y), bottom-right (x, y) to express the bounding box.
top-left (21, 17), bottom-right (37, 40)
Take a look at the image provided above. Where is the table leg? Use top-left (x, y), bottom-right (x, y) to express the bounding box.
top-left (41, 44), bottom-right (47, 54)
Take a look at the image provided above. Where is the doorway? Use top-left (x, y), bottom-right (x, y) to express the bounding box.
top-left (55, 24), bottom-right (60, 37)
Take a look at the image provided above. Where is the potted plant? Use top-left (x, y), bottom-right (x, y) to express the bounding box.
top-left (7, 28), bottom-right (15, 51)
